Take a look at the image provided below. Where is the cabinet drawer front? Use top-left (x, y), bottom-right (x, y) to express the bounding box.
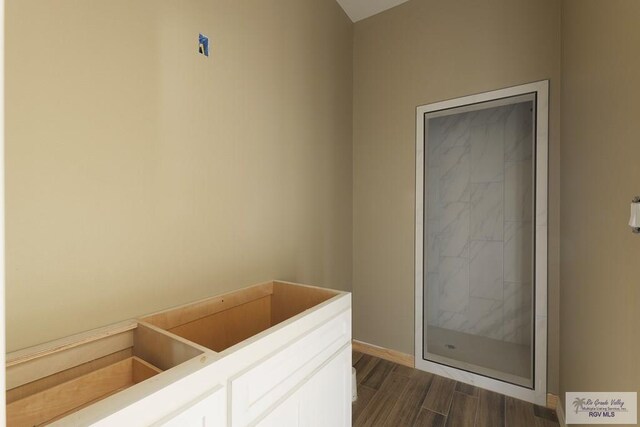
top-left (230, 309), bottom-right (351, 426)
top-left (153, 385), bottom-right (225, 427)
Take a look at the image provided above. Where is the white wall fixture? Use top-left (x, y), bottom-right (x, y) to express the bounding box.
top-left (630, 197), bottom-right (640, 233)
top-left (415, 81), bottom-right (549, 406)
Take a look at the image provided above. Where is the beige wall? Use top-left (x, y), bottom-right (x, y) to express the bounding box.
top-left (352, 0), bottom-right (561, 393)
top-left (5, 0), bottom-right (353, 352)
top-left (560, 0), bottom-right (640, 421)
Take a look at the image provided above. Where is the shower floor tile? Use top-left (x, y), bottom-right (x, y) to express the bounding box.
top-left (425, 326), bottom-right (531, 387)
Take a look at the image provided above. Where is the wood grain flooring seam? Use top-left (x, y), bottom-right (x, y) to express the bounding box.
top-left (352, 352), bottom-right (559, 427)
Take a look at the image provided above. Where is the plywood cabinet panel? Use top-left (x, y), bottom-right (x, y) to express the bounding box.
top-left (7, 356), bottom-right (163, 426)
top-left (5, 281), bottom-right (351, 426)
top-left (168, 296), bottom-right (271, 352)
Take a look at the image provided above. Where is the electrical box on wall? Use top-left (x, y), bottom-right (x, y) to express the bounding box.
top-left (198, 34), bottom-right (209, 57)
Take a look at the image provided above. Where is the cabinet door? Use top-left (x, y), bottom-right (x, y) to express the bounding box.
top-left (298, 345), bottom-right (351, 427)
top-left (231, 310), bottom-right (350, 426)
top-left (255, 393), bottom-right (300, 427)
top-left (152, 385), bottom-right (226, 427)
top-left (255, 345), bottom-right (351, 427)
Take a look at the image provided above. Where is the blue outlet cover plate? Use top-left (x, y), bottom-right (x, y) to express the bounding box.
top-left (199, 34), bottom-right (209, 57)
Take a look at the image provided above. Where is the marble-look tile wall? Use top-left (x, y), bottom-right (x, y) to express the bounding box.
top-left (425, 102), bottom-right (534, 346)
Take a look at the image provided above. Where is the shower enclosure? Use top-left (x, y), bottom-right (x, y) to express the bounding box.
top-left (415, 81), bottom-right (548, 405)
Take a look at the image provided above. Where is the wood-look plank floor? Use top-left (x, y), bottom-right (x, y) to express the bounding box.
top-left (352, 352), bottom-right (559, 427)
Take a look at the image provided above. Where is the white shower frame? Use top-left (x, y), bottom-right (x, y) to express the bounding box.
top-left (414, 80), bottom-right (549, 406)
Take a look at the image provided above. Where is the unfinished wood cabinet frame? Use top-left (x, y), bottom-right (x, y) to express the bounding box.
top-left (8, 356), bottom-right (161, 426)
top-left (5, 281), bottom-right (351, 426)
top-left (141, 280), bottom-right (340, 354)
top-left (5, 320), bottom-right (204, 426)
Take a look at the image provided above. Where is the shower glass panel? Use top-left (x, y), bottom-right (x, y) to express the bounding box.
top-left (423, 95), bottom-right (535, 388)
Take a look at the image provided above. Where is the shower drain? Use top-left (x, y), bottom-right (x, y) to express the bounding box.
top-left (445, 344), bottom-right (456, 350)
